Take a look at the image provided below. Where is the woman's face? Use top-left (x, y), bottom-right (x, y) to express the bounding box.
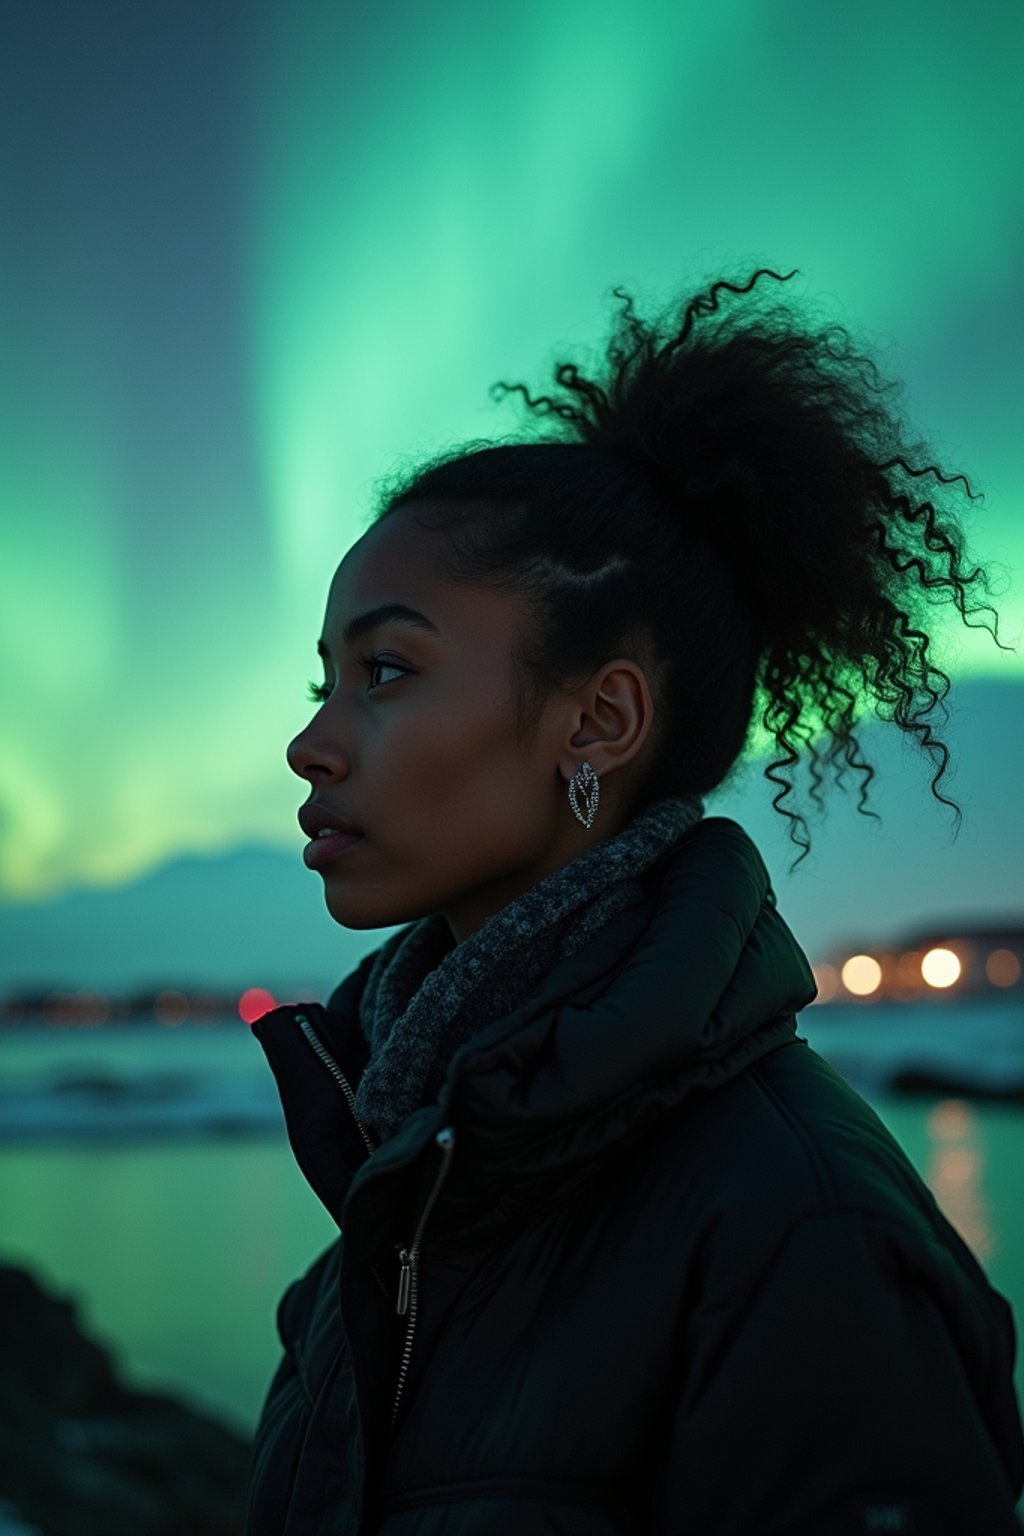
top-left (286, 506), bottom-right (653, 943)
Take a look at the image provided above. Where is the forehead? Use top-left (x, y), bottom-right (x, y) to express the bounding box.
top-left (322, 506), bottom-right (522, 652)
top-left (331, 507), bottom-right (441, 600)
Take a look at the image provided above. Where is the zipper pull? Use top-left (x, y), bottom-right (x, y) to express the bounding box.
top-left (396, 1247), bottom-right (412, 1316)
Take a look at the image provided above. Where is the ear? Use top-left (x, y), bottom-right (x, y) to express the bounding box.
top-left (560, 659), bottom-right (655, 783)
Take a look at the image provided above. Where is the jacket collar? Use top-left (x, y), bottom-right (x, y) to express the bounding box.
top-left (251, 817), bottom-right (818, 1233)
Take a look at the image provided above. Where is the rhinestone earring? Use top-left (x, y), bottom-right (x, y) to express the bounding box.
top-left (568, 761), bottom-right (599, 829)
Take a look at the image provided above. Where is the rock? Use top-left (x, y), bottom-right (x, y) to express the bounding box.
top-left (0, 1263), bottom-right (251, 1535)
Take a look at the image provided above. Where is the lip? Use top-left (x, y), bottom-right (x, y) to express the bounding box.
top-left (297, 803), bottom-right (363, 838)
top-left (302, 830), bottom-right (364, 871)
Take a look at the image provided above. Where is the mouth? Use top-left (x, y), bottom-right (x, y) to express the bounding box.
top-left (297, 801), bottom-right (363, 838)
top-left (302, 829), bottom-right (364, 871)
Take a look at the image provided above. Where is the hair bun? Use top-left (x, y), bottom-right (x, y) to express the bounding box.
top-left (370, 264), bottom-right (1013, 873)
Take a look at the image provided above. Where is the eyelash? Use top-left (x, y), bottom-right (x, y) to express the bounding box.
top-left (305, 651), bottom-right (408, 702)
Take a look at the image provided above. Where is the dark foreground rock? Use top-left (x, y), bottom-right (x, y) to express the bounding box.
top-left (0, 1263), bottom-right (251, 1535)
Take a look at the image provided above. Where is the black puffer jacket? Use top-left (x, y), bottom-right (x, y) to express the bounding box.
top-left (246, 817), bottom-right (1024, 1535)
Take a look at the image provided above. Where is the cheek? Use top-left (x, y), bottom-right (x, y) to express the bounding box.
top-left (390, 695), bottom-right (524, 794)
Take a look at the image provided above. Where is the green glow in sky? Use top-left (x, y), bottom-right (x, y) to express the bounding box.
top-left (1, 0), bottom-right (1021, 899)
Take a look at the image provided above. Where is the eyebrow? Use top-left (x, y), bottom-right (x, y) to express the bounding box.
top-left (317, 603), bottom-right (441, 659)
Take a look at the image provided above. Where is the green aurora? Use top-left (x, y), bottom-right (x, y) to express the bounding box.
top-left (1, 0), bottom-right (1021, 900)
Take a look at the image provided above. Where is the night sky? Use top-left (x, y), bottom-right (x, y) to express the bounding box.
top-left (2, 0), bottom-right (1021, 908)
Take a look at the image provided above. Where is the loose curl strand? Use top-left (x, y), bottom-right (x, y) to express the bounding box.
top-left (366, 265), bottom-right (1015, 872)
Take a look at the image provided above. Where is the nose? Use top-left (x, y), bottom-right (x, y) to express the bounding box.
top-left (286, 717), bottom-right (349, 782)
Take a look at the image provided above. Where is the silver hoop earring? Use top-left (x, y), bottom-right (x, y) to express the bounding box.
top-left (568, 761), bottom-right (599, 830)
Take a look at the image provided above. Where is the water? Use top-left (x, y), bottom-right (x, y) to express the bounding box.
top-left (1, 1019), bottom-right (1023, 1455)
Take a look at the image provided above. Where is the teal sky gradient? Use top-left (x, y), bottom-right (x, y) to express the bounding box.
top-left (1, 0), bottom-right (1021, 900)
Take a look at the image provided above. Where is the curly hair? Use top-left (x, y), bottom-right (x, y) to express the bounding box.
top-left (366, 265), bottom-right (1015, 873)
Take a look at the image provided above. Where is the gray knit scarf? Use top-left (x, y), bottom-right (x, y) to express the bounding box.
top-left (354, 793), bottom-right (705, 1141)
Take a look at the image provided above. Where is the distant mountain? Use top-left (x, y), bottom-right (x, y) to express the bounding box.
top-left (0, 842), bottom-right (394, 1000)
top-left (1, 677), bottom-right (1020, 998)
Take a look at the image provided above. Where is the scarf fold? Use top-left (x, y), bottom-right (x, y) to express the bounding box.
top-left (354, 793), bottom-right (705, 1141)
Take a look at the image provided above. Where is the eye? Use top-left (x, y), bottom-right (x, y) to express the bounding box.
top-left (305, 652), bottom-right (409, 703)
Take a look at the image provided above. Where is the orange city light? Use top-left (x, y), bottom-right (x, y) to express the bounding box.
top-left (840, 954), bottom-right (882, 997)
top-left (921, 948), bottom-right (961, 990)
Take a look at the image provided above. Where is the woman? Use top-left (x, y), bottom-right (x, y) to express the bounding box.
top-left (246, 267), bottom-right (1024, 1534)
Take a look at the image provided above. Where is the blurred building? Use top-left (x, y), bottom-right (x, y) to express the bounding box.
top-left (811, 921), bottom-right (1024, 1007)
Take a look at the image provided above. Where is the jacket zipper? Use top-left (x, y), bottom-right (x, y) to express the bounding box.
top-left (293, 1010), bottom-right (459, 1428)
top-left (295, 1011), bottom-right (378, 1158)
top-left (392, 1124), bottom-right (456, 1428)
top-left (294, 1010), bottom-right (390, 1307)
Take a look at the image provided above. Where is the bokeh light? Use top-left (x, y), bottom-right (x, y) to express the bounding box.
top-left (841, 954), bottom-right (883, 997)
top-left (921, 948), bottom-right (962, 990)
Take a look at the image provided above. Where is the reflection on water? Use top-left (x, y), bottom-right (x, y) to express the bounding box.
top-left (926, 1099), bottom-right (996, 1265)
top-left (0, 1027), bottom-right (1022, 1454)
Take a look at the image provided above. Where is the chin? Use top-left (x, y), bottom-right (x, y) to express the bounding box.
top-left (322, 883), bottom-right (429, 933)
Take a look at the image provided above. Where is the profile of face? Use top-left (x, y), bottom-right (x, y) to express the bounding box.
top-left (286, 505), bottom-right (655, 944)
